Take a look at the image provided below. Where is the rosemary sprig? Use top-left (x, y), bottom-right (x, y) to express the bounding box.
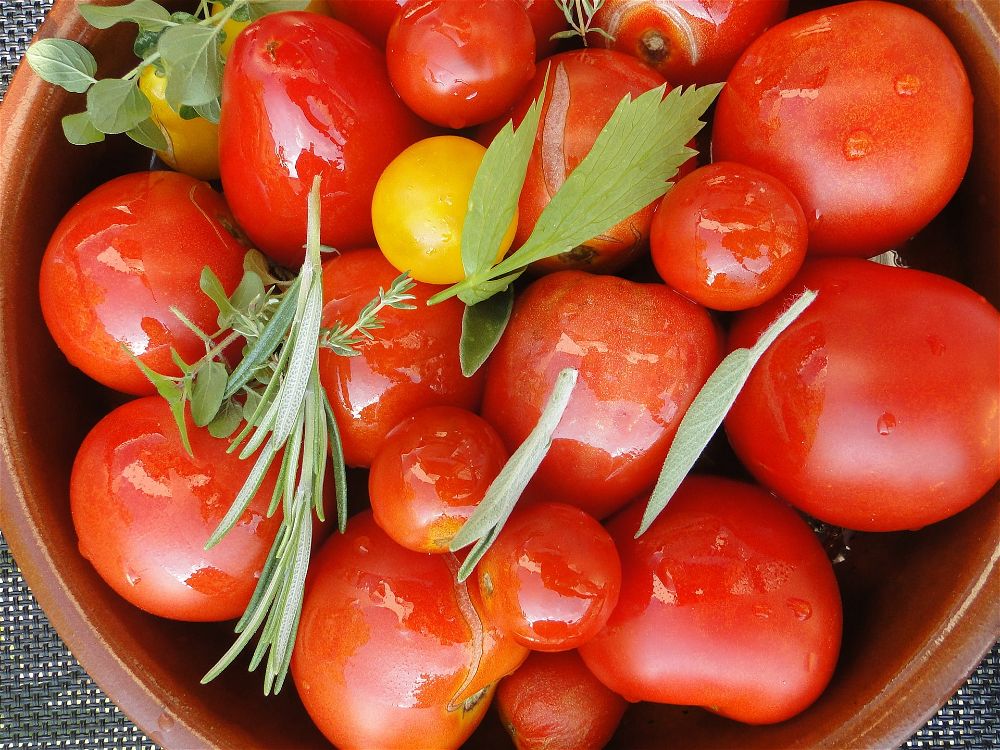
top-left (551, 0), bottom-right (614, 45)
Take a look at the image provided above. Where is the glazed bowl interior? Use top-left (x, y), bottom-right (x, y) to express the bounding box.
top-left (1, 1), bottom-right (997, 748)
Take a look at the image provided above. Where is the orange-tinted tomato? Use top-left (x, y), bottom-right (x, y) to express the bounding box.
top-left (592, 0), bottom-right (788, 85)
top-left (38, 171), bottom-right (246, 395)
top-left (497, 650), bottom-right (627, 750)
top-left (318, 249), bottom-right (485, 467)
top-left (482, 271), bottom-right (722, 519)
top-left (579, 476), bottom-right (843, 725)
top-left (291, 511), bottom-right (528, 750)
top-left (651, 162), bottom-right (808, 311)
top-left (370, 406), bottom-right (508, 554)
top-left (70, 397), bottom-right (283, 622)
top-left (478, 503), bottom-right (621, 651)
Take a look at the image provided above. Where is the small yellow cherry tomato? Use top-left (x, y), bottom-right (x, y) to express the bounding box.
top-left (212, 1), bottom-right (332, 59)
top-left (372, 136), bottom-right (517, 285)
top-left (138, 66), bottom-right (220, 181)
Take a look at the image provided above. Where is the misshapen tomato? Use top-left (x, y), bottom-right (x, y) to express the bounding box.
top-left (712, 1), bottom-right (973, 257)
top-left (579, 476), bottom-right (843, 725)
top-left (482, 271), bottom-right (722, 519)
top-left (725, 258), bottom-right (1000, 532)
top-left (38, 171), bottom-right (246, 396)
top-left (219, 12), bottom-right (431, 268)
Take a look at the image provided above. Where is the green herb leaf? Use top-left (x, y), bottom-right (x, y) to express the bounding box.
top-left (127, 351), bottom-right (192, 455)
top-left (61, 111), bottom-right (105, 145)
top-left (158, 24), bottom-right (223, 108)
top-left (208, 398), bottom-right (243, 439)
top-left (25, 39), bottom-right (97, 93)
top-left (133, 28), bottom-right (163, 58)
top-left (459, 287), bottom-right (514, 377)
top-left (321, 390), bottom-right (349, 532)
top-left (87, 78), bottom-right (151, 134)
top-left (247, 0), bottom-right (311, 20)
top-left (200, 266), bottom-right (238, 324)
top-left (450, 367), bottom-right (579, 581)
top-left (636, 289), bottom-right (818, 537)
top-left (231, 271), bottom-right (266, 316)
top-left (125, 117), bottom-right (168, 151)
top-left (78, 0), bottom-right (172, 31)
top-left (193, 97), bottom-right (222, 124)
top-left (454, 271), bottom-right (523, 307)
top-left (191, 360), bottom-right (229, 427)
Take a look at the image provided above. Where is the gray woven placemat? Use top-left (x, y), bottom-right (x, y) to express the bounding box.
top-left (1, 1), bottom-right (997, 748)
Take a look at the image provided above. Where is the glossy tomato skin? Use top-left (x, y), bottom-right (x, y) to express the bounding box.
top-left (592, 0), bottom-right (787, 86)
top-left (325, 0), bottom-right (410, 47)
top-left (481, 50), bottom-right (668, 274)
top-left (725, 259), bottom-right (1000, 532)
top-left (497, 650), bottom-right (627, 750)
top-left (369, 406), bottom-right (508, 554)
top-left (291, 511), bottom-right (528, 750)
top-left (712, 1), bottom-right (973, 257)
top-left (482, 271), bottom-right (722, 519)
top-left (318, 249), bottom-right (485, 467)
top-left (522, 0), bottom-right (568, 57)
top-left (70, 397), bottom-right (283, 622)
top-left (38, 171), bottom-right (246, 396)
top-left (579, 476), bottom-right (843, 724)
top-left (386, 0), bottom-right (536, 129)
top-left (478, 502), bottom-right (621, 651)
top-left (650, 161), bottom-right (808, 311)
top-left (220, 12), bottom-right (431, 268)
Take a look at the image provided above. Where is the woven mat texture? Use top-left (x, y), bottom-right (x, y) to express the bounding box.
top-left (1, 1), bottom-right (997, 748)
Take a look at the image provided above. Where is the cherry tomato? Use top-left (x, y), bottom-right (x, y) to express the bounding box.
top-left (497, 650), bottom-right (627, 750)
top-left (482, 271), bottom-right (722, 520)
top-left (213, 1), bottom-right (332, 59)
top-left (372, 136), bottom-right (517, 285)
top-left (70, 397), bottom-right (283, 622)
top-left (219, 12), bottom-right (431, 268)
top-left (579, 476), bottom-right (843, 725)
top-left (726, 258), bottom-right (1000, 532)
top-left (477, 502), bottom-right (621, 651)
top-left (318, 249), bottom-right (485, 467)
top-left (386, 0), bottom-right (536, 129)
top-left (592, 0), bottom-right (788, 86)
top-left (291, 511), bottom-right (528, 750)
top-left (325, 0), bottom-right (410, 47)
top-left (712, 1), bottom-right (973, 257)
top-left (38, 171), bottom-right (246, 395)
top-left (650, 161), bottom-right (808, 311)
top-left (480, 50), bottom-right (669, 274)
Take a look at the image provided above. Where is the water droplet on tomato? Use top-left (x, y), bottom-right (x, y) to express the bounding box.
top-left (125, 568), bottom-right (141, 586)
top-left (895, 74), bottom-right (921, 96)
top-left (843, 130), bottom-right (873, 160)
top-left (753, 604), bottom-right (771, 620)
top-left (926, 335), bottom-right (946, 356)
top-left (877, 412), bottom-right (896, 435)
top-left (786, 597), bottom-right (812, 621)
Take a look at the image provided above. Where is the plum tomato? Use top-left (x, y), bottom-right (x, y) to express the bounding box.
top-left (372, 136), bottom-right (517, 285)
top-left (497, 650), bottom-right (627, 750)
top-left (70, 397), bottom-right (284, 622)
top-left (712, 1), bottom-right (973, 257)
top-left (219, 12), bottom-right (431, 268)
top-left (325, 0), bottom-right (410, 47)
top-left (38, 171), bottom-right (246, 396)
top-left (650, 161), bottom-right (808, 311)
top-left (479, 50), bottom-right (669, 274)
top-left (579, 476), bottom-right (843, 725)
top-left (318, 249), bottom-right (485, 467)
top-left (477, 502), bottom-right (622, 652)
top-left (522, 0), bottom-right (569, 58)
top-left (291, 511), bottom-right (528, 750)
top-left (591, 0), bottom-right (788, 86)
top-left (386, 0), bottom-right (536, 129)
top-left (213, 0), bottom-right (332, 58)
top-left (369, 406), bottom-right (508, 554)
top-left (482, 271), bottom-right (722, 520)
top-left (725, 258), bottom-right (1000, 532)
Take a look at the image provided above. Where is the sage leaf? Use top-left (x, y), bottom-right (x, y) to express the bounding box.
top-left (78, 0), bottom-right (172, 31)
top-left (126, 117), bottom-right (168, 151)
top-left (459, 287), bottom-right (514, 377)
top-left (61, 111), bottom-right (104, 145)
top-left (87, 78), bottom-right (151, 134)
top-left (25, 39), bottom-right (97, 93)
top-left (636, 289), bottom-right (818, 537)
top-left (191, 360), bottom-right (229, 427)
top-left (158, 24), bottom-right (223, 108)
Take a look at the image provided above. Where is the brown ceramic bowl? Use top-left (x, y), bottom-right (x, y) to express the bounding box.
top-left (1, 1), bottom-right (997, 748)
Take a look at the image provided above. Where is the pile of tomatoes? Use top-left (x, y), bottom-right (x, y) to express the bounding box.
top-left (36, 0), bottom-right (997, 748)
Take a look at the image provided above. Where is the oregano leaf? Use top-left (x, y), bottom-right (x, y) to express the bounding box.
top-left (25, 39), bottom-right (97, 93)
top-left (191, 360), bottom-right (229, 427)
top-left (247, 0), bottom-right (311, 20)
top-left (158, 24), bottom-right (223, 109)
top-left (208, 398), bottom-right (243, 439)
top-left (61, 111), bottom-right (105, 146)
top-left (87, 78), bottom-right (151, 134)
top-left (126, 117), bottom-right (168, 151)
top-left (77, 0), bottom-right (172, 31)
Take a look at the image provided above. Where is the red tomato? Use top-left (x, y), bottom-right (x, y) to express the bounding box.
top-left (386, 0), bottom-right (536, 129)
top-left (69, 397), bottom-right (283, 622)
top-left (318, 249), bottom-right (485, 467)
top-left (220, 12), bottom-right (431, 268)
top-left (579, 476), bottom-right (843, 725)
top-left (712, 1), bottom-right (973, 257)
top-left (38, 171), bottom-right (246, 396)
top-left (497, 650), bottom-right (627, 750)
top-left (479, 50), bottom-right (669, 274)
top-left (369, 406), bottom-right (508, 554)
top-left (522, 0), bottom-right (568, 58)
top-left (650, 161), bottom-right (808, 311)
top-left (291, 511), bottom-right (528, 750)
top-left (726, 259), bottom-right (1000, 532)
top-left (482, 271), bottom-right (722, 519)
top-left (592, 0), bottom-right (788, 85)
top-left (325, 0), bottom-right (409, 46)
top-left (478, 502), bottom-right (621, 651)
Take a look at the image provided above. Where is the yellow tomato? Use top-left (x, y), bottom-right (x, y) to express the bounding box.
top-left (372, 136), bottom-right (517, 285)
top-left (213, 1), bottom-right (332, 58)
top-left (138, 66), bottom-right (220, 181)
